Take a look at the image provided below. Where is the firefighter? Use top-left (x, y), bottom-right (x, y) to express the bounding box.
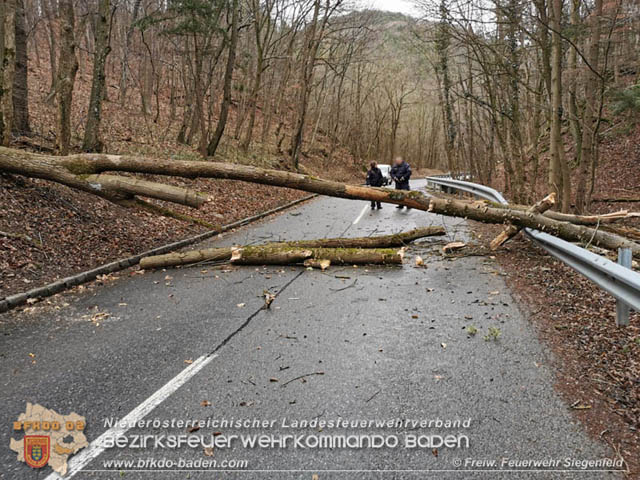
top-left (390, 156), bottom-right (412, 209)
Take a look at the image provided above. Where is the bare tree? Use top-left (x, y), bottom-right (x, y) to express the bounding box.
top-left (207, 0), bottom-right (239, 157)
top-left (1, 0), bottom-right (16, 145)
top-left (55, 0), bottom-right (78, 155)
top-left (83, 0), bottom-right (112, 152)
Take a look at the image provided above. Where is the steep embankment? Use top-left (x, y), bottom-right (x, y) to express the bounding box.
top-left (0, 39), bottom-right (363, 299)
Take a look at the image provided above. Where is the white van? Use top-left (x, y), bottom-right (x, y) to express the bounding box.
top-left (378, 164), bottom-right (391, 186)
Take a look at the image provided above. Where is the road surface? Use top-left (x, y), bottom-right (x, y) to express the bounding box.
top-left (0, 180), bottom-right (620, 479)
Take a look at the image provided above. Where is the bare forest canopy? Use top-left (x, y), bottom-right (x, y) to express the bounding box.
top-left (0, 0), bottom-right (639, 216)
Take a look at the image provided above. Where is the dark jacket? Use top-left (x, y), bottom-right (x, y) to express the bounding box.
top-left (366, 167), bottom-right (384, 187)
top-left (390, 161), bottom-right (412, 189)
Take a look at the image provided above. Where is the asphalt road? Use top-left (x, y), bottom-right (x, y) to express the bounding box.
top-left (1, 180), bottom-right (621, 479)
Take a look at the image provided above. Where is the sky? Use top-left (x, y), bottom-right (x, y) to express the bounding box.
top-left (357, 0), bottom-right (420, 17)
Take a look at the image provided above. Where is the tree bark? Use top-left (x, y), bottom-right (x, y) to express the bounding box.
top-left (548, 0), bottom-right (565, 209)
top-left (84, 174), bottom-right (211, 208)
top-left (41, 0), bottom-right (58, 97)
top-left (56, 0), bottom-right (78, 155)
top-left (283, 227), bottom-right (445, 248)
top-left (1, 0), bottom-right (16, 145)
top-left (230, 247), bottom-right (314, 266)
top-left (82, 0), bottom-right (112, 152)
top-left (140, 245), bottom-right (404, 270)
top-left (12, 0), bottom-right (28, 135)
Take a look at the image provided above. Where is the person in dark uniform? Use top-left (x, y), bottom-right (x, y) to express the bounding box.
top-left (390, 156), bottom-right (412, 209)
top-left (366, 161), bottom-right (384, 210)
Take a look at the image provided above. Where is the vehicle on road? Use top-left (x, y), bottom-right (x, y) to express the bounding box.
top-left (378, 164), bottom-right (391, 186)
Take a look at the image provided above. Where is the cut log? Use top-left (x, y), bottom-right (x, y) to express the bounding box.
top-left (231, 247), bottom-right (313, 265)
top-left (140, 246), bottom-right (402, 269)
top-left (235, 246), bottom-right (403, 266)
top-left (139, 229), bottom-right (437, 269)
top-left (490, 193), bottom-right (556, 250)
top-left (306, 247), bottom-right (404, 265)
top-left (1, 147), bottom-right (639, 258)
top-left (140, 247), bottom-right (232, 269)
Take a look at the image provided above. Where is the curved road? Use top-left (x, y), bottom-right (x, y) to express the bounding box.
top-left (1, 181), bottom-right (619, 479)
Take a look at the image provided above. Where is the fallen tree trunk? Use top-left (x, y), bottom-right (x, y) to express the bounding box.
top-left (231, 247), bottom-right (314, 265)
top-left (282, 226), bottom-right (445, 248)
top-left (235, 246), bottom-right (403, 266)
top-left (141, 247), bottom-right (232, 269)
top-left (0, 149), bottom-right (210, 208)
top-left (544, 209), bottom-right (640, 225)
top-left (140, 245), bottom-right (403, 269)
top-left (486, 200), bottom-right (639, 225)
top-left (84, 174), bottom-right (210, 208)
top-left (490, 193), bottom-right (556, 250)
top-left (428, 196), bottom-right (640, 258)
top-left (603, 225), bottom-right (640, 242)
top-left (138, 228), bottom-right (437, 269)
top-left (1, 146), bottom-right (639, 258)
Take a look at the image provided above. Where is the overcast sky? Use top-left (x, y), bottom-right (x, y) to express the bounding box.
top-left (357, 0), bottom-right (420, 16)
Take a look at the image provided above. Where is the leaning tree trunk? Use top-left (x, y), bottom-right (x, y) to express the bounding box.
top-left (1, 147), bottom-right (639, 258)
top-left (207, 0), bottom-right (239, 157)
top-left (290, 0), bottom-right (322, 169)
top-left (82, 0), bottom-right (111, 152)
top-left (56, 0), bottom-right (78, 155)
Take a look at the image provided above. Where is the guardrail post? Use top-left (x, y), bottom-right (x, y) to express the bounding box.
top-left (616, 248), bottom-right (632, 326)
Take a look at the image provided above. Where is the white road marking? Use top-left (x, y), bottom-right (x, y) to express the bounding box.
top-left (45, 354), bottom-right (218, 479)
top-left (353, 204), bottom-right (369, 225)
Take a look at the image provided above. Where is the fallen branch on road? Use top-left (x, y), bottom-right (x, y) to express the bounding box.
top-left (140, 245), bottom-right (404, 269)
top-left (281, 372), bottom-right (325, 387)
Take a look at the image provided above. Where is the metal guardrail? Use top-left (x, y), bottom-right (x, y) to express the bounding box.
top-left (426, 176), bottom-right (639, 324)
